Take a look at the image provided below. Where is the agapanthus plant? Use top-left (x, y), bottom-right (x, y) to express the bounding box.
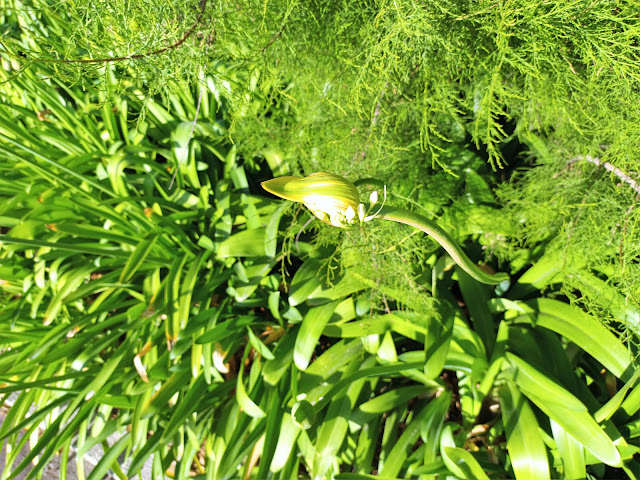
top-left (262, 172), bottom-right (508, 285)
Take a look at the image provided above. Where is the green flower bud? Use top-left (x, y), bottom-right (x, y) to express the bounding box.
top-left (261, 172), bottom-right (361, 228)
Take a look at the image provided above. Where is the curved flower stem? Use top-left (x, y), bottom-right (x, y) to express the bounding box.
top-left (376, 206), bottom-right (509, 285)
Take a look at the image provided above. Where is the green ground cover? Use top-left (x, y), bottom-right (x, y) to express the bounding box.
top-left (1, 1), bottom-right (639, 478)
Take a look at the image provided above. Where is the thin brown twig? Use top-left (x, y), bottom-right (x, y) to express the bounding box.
top-left (569, 155), bottom-right (640, 273)
top-left (261, 23), bottom-right (286, 53)
top-left (569, 155), bottom-right (640, 195)
top-left (24, 0), bottom-right (208, 64)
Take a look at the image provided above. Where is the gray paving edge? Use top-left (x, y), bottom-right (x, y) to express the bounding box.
top-left (1, 393), bottom-right (154, 480)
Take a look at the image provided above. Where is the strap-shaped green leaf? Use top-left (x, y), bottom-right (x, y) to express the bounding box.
top-left (513, 298), bottom-right (633, 381)
top-left (424, 309), bottom-right (455, 380)
top-left (86, 434), bottom-right (131, 480)
top-left (270, 412), bottom-right (301, 472)
top-left (288, 258), bottom-right (324, 306)
top-left (313, 395), bottom-right (351, 477)
top-left (499, 381), bottom-right (550, 480)
top-left (440, 424), bottom-right (490, 480)
top-left (507, 353), bottom-right (622, 467)
top-left (379, 401), bottom-right (432, 477)
top-left (236, 345), bottom-right (266, 418)
top-left (265, 201), bottom-right (289, 258)
top-left (216, 227), bottom-right (267, 258)
top-left (421, 391), bottom-right (451, 478)
top-left (294, 299), bottom-right (341, 370)
top-left (551, 418), bottom-right (586, 480)
top-left (359, 385), bottom-right (431, 414)
top-left (119, 232), bottom-right (161, 282)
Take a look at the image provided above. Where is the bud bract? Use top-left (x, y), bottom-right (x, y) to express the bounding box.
top-left (261, 172), bottom-right (361, 228)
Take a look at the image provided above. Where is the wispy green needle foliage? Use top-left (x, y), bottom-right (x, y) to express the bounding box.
top-left (495, 135), bottom-right (640, 343)
top-left (1, 0), bottom-right (209, 92)
top-left (6, 1), bottom-right (640, 167)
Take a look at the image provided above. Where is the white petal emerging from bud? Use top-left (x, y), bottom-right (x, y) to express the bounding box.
top-left (364, 185), bottom-right (387, 222)
top-left (358, 203), bottom-right (366, 223)
top-left (344, 205), bottom-right (356, 223)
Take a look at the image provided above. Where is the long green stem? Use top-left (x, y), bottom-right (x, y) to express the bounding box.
top-left (376, 206), bottom-right (509, 285)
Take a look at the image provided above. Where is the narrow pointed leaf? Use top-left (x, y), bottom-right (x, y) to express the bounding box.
top-left (294, 299), bottom-right (341, 370)
top-left (498, 381), bottom-right (550, 480)
top-left (507, 353), bottom-right (622, 467)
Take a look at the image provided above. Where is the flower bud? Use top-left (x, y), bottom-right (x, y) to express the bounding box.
top-left (261, 172), bottom-right (361, 228)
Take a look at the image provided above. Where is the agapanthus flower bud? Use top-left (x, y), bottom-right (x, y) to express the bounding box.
top-left (261, 172), bottom-right (361, 228)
